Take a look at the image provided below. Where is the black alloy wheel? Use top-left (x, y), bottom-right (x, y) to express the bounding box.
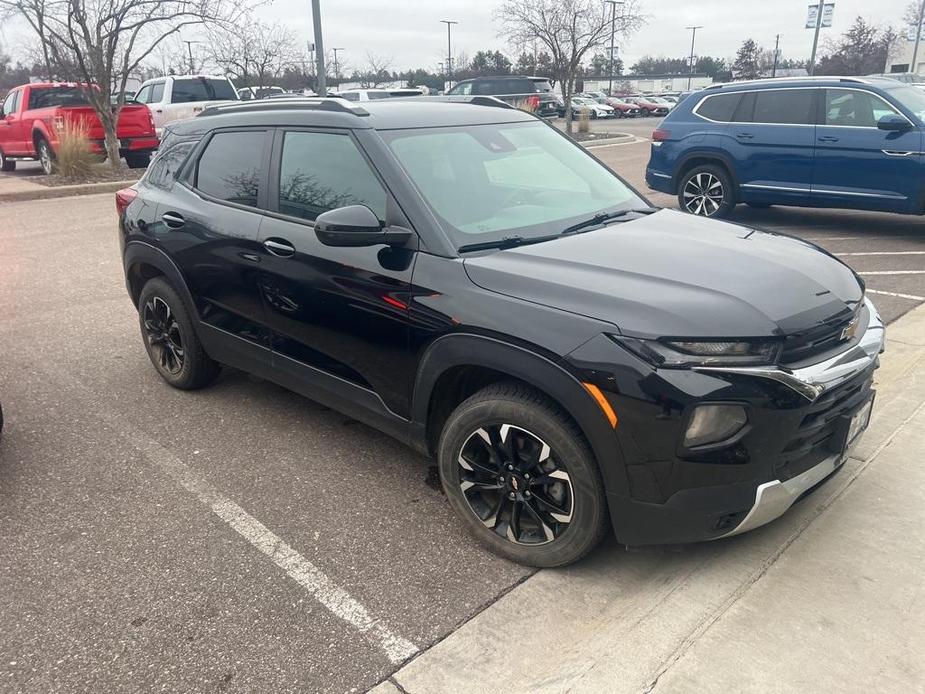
top-left (143, 296), bottom-right (185, 375)
top-left (456, 424), bottom-right (574, 546)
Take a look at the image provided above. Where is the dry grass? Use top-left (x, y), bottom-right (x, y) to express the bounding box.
top-left (54, 118), bottom-right (98, 178)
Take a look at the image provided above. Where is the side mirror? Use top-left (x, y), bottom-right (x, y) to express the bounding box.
top-left (314, 205), bottom-right (412, 248)
top-left (877, 114), bottom-right (911, 132)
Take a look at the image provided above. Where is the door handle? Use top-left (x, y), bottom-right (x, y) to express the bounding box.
top-left (263, 238), bottom-right (296, 257)
top-left (735, 132), bottom-right (754, 140)
top-left (818, 136), bottom-right (839, 143)
top-left (161, 211), bottom-right (185, 229)
top-left (882, 150), bottom-right (916, 157)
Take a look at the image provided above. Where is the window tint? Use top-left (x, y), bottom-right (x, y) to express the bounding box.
top-left (171, 78), bottom-right (236, 103)
top-left (196, 131), bottom-right (266, 207)
top-left (277, 131), bottom-right (386, 221)
top-left (825, 89), bottom-right (899, 127)
top-left (449, 82), bottom-right (472, 96)
top-left (753, 89), bottom-right (815, 125)
top-left (696, 93), bottom-right (743, 121)
top-left (147, 140), bottom-right (198, 189)
top-left (28, 87), bottom-right (91, 109)
top-left (150, 83), bottom-right (164, 103)
top-left (473, 81), bottom-right (495, 95)
top-left (366, 91), bottom-right (392, 100)
top-left (134, 85), bottom-right (151, 104)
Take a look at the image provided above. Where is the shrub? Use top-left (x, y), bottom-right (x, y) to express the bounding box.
top-left (53, 118), bottom-right (97, 178)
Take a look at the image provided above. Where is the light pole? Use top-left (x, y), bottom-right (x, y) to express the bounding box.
top-left (685, 26), bottom-right (703, 90)
top-left (331, 47), bottom-right (344, 89)
top-left (772, 34), bottom-right (781, 78)
top-left (440, 20), bottom-right (459, 86)
top-left (912, 0), bottom-right (925, 76)
top-left (604, 1), bottom-right (623, 96)
top-left (807, 0), bottom-right (824, 75)
top-left (311, 0), bottom-right (327, 96)
top-left (182, 40), bottom-right (200, 74)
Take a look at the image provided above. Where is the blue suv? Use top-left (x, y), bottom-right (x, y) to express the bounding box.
top-left (646, 77), bottom-right (925, 218)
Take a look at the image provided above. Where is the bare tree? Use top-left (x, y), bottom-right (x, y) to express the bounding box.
top-left (1, 0), bottom-right (249, 167)
top-left (496, 0), bottom-right (643, 132)
top-left (209, 17), bottom-right (299, 92)
top-left (352, 53), bottom-right (394, 88)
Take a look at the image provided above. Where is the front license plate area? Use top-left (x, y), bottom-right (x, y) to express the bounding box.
top-left (831, 395), bottom-right (874, 463)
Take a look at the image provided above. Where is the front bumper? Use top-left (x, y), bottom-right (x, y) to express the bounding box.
top-left (569, 298), bottom-right (886, 546)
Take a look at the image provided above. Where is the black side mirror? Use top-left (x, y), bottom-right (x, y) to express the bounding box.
top-left (314, 205), bottom-right (412, 248)
top-left (877, 114), bottom-right (912, 132)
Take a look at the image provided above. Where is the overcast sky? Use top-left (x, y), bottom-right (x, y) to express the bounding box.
top-left (260, 0), bottom-right (911, 73)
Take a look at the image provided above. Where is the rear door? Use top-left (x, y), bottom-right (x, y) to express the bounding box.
top-left (811, 88), bottom-right (923, 211)
top-left (727, 87), bottom-right (817, 205)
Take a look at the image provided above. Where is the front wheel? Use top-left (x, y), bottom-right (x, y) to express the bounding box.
top-left (677, 164), bottom-right (735, 219)
top-left (0, 149), bottom-right (15, 172)
top-left (437, 383), bottom-right (608, 567)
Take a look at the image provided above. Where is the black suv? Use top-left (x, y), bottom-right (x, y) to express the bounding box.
top-left (117, 97), bottom-right (884, 567)
top-left (447, 76), bottom-right (561, 118)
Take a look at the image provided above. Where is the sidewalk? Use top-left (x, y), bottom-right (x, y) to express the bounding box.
top-left (0, 172), bottom-right (136, 203)
top-left (372, 304), bottom-right (925, 694)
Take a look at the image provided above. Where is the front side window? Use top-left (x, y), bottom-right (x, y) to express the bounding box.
top-left (277, 131), bottom-right (387, 221)
top-left (134, 85), bottom-right (151, 104)
top-left (449, 82), bottom-right (472, 96)
top-left (171, 78), bottom-right (237, 103)
top-left (752, 89), bottom-right (815, 125)
top-left (884, 84), bottom-right (925, 121)
top-left (196, 130), bottom-right (266, 207)
top-left (2, 90), bottom-right (17, 115)
top-left (383, 121), bottom-right (642, 247)
top-left (825, 89), bottom-right (899, 127)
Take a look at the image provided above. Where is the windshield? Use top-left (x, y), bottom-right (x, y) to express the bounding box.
top-left (885, 85), bottom-right (925, 121)
top-left (171, 78), bottom-right (238, 103)
top-left (382, 121), bottom-right (643, 250)
top-left (28, 87), bottom-right (91, 109)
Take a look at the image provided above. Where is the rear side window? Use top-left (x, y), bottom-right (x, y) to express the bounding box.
top-left (695, 93), bottom-right (742, 122)
top-left (171, 78), bottom-right (237, 103)
top-left (146, 140), bottom-right (198, 189)
top-left (753, 89), bottom-right (815, 125)
top-left (196, 131), bottom-right (266, 208)
top-left (28, 87), bottom-right (91, 109)
top-left (277, 131), bottom-right (387, 221)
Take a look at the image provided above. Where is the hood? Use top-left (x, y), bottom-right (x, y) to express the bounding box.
top-left (463, 209), bottom-right (863, 339)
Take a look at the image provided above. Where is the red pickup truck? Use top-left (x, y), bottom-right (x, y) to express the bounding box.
top-left (0, 83), bottom-right (159, 174)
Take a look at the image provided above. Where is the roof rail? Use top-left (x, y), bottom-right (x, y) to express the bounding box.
top-left (197, 98), bottom-right (369, 119)
top-left (385, 95), bottom-right (517, 110)
top-left (705, 75), bottom-right (870, 90)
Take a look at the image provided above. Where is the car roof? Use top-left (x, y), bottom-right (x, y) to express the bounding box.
top-left (701, 76), bottom-right (901, 93)
top-left (172, 97), bottom-right (536, 135)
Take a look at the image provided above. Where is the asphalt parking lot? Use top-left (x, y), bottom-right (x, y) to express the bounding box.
top-left (1, 131), bottom-right (923, 693)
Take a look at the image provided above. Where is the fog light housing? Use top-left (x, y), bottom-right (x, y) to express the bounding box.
top-left (683, 404), bottom-right (748, 448)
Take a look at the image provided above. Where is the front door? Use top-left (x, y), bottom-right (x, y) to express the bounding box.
top-left (812, 88), bottom-right (923, 212)
top-left (257, 128), bottom-right (418, 417)
top-left (730, 88), bottom-right (818, 206)
top-left (0, 89), bottom-right (23, 154)
top-left (154, 128), bottom-right (272, 346)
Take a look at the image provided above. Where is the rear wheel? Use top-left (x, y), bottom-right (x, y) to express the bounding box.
top-left (36, 138), bottom-right (55, 175)
top-left (125, 152), bottom-right (150, 169)
top-left (437, 383), bottom-right (608, 567)
top-left (0, 149), bottom-right (15, 172)
top-left (677, 164), bottom-right (735, 219)
top-left (138, 277), bottom-right (221, 390)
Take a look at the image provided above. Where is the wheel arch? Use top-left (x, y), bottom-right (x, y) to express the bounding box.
top-left (412, 333), bottom-right (629, 500)
top-left (673, 150), bottom-right (740, 198)
top-left (124, 241), bottom-right (198, 318)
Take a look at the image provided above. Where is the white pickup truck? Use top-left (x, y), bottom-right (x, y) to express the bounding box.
top-left (133, 75), bottom-right (239, 137)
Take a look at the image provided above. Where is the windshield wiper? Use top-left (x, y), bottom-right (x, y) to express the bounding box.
top-left (559, 207), bottom-right (660, 236)
top-left (458, 234), bottom-right (562, 253)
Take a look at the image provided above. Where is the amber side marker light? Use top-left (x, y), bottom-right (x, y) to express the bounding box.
top-left (582, 383), bottom-right (618, 428)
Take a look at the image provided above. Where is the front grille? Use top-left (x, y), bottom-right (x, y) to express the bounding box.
top-left (776, 365), bottom-right (875, 479)
top-left (780, 305), bottom-right (863, 365)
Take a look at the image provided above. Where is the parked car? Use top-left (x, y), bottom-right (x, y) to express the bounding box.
top-left (117, 97), bottom-right (883, 567)
top-left (110, 90), bottom-right (137, 105)
top-left (625, 96), bottom-right (670, 117)
top-left (238, 86), bottom-right (286, 100)
top-left (134, 75), bottom-right (239, 137)
top-left (332, 89), bottom-right (394, 102)
top-left (646, 76), bottom-right (925, 218)
top-left (571, 96), bottom-right (615, 118)
top-left (0, 82), bottom-right (159, 173)
top-left (447, 76), bottom-right (561, 118)
top-left (387, 88), bottom-right (427, 97)
top-left (648, 97), bottom-right (676, 111)
top-left (606, 98), bottom-right (643, 118)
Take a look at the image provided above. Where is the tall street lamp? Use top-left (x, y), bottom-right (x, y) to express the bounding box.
top-left (685, 26), bottom-right (703, 90)
top-left (311, 0), bottom-right (327, 96)
top-left (332, 47), bottom-right (344, 88)
top-left (440, 20), bottom-right (459, 85)
top-left (604, 1), bottom-right (623, 96)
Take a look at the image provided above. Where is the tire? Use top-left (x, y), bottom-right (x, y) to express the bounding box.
top-left (0, 149), bottom-right (15, 172)
top-left (437, 382), bottom-right (608, 567)
top-left (36, 137), bottom-right (55, 175)
top-left (125, 152), bottom-right (151, 169)
top-left (677, 163), bottom-right (735, 219)
top-left (137, 277), bottom-right (221, 390)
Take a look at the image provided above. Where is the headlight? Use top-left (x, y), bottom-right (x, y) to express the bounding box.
top-left (613, 336), bottom-right (781, 368)
top-left (683, 404), bottom-right (748, 448)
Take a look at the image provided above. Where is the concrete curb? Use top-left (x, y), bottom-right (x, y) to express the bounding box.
top-left (370, 303), bottom-right (925, 694)
top-left (0, 179), bottom-right (137, 204)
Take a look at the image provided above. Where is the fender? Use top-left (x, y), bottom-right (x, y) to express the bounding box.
top-left (31, 121), bottom-right (54, 153)
top-left (411, 333), bottom-right (630, 500)
top-left (123, 240), bottom-right (199, 318)
top-left (673, 147), bottom-right (741, 194)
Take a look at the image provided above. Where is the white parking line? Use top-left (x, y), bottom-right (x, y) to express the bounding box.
top-left (858, 271), bottom-right (925, 275)
top-left (53, 369), bottom-right (420, 665)
top-left (866, 289), bottom-right (925, 301)
top-left (838, 251), bottom-right (925, 256)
